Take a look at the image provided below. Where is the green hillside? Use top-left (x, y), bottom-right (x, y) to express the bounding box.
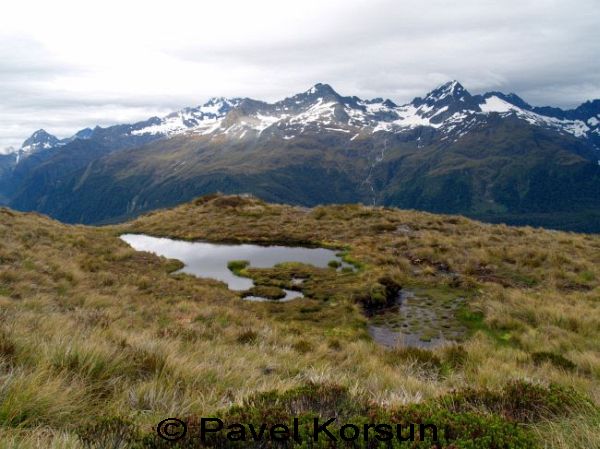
top-left (10, 116), bottom-right (600, 231)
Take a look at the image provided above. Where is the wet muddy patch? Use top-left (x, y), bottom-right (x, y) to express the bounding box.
top-left (367, 289), bottom-right (468, 348)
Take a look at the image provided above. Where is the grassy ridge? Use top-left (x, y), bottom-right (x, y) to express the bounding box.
top-left (0, 195), bottom-right (599, 448)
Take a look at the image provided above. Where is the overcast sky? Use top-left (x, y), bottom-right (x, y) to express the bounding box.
top-left (1, 0), bottom-right (599, 151)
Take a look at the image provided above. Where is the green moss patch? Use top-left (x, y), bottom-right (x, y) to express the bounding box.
top-left (227, 260), bottom-right (250, 276)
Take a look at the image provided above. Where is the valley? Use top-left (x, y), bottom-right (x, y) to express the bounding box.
top-left (1, 81), bottom-right (599, 232)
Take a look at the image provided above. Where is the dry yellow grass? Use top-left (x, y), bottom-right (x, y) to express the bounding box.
top-left (0, 194), bottom-right (598, 447)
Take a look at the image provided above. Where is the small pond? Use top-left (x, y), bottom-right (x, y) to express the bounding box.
top-left (120, 234), bottom-right (351, 301)
top-left (367, 290), bottom-right (468, 348)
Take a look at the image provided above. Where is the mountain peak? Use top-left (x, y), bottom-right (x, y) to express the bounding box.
top-left (425, 80), bottom-right (469, 102)
top-left (29, 128), bottom-right (53, 139)
top-left (74, 128), bottom-right (94, 139)
top-left (204, 97), bottom-right (229, 106)
top-left (274, 83), bottom-right (343, 113)
top-left (198, 97), bottom-right (242, 116)
top-left (484, 91), bottom-right (531, 110)
top-left (21, 129), bottom-right (59, 152)
top-left (409, 80), bottom-right (481, 122)
top-left (305, 83), bottom-right (339, 97)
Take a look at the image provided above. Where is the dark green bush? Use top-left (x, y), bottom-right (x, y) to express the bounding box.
top-left (79, 416), bottom-right (140, 449)
top-left (136, 382), bottom-right (538, 448)
top-left (83, 382), bottom-right (589, 448)
top-left (439, 380), bottom-right (587, 423)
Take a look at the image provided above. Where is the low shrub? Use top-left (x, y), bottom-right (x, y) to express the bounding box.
top-left (440, 380), bottom-right (588, 423)
top-left (79, 416), bottom-right (140, 449)
top-left (134, 382), bottom-right (538, 448)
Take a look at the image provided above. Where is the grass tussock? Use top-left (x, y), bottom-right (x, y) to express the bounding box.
top-left (0, 195), bottom-right (598, 447)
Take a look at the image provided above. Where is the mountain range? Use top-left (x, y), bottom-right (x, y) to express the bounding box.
top-left (1, 81), bottom-right (599, 231)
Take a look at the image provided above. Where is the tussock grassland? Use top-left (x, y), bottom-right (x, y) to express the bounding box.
top-left (0, 194), bottom-right (598, 448)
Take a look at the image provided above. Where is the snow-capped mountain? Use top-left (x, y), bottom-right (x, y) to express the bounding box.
top-left (9, 81), bottom-right (600, 159)
top-left (478, 93), bottom-right (593, 139)
top-left (3, 81), bottom-right (600, 231)
top-left (20, 129), bottom-right (60, 153)
top-left (13, 129), bottom-right (59, 163)
top-left (131, 98), bottom-right (242, 137)
top-left (8, 127), bottom-right (96, 164)
top-left (122, 81), bottom-right (600, 150)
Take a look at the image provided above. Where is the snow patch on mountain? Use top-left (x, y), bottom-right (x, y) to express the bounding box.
top-left (10, 81), bottom-right (600, 157)
top-left (106, 82), bottom-right (600, 144)
top-left (480, 96), bottom-right (519, 113)
top-left (132, 98), bottom-right (241, 137)
top-left (289, 99), bottom-right (337, 125)
top-left (479, 95), bottom-right (590, 138)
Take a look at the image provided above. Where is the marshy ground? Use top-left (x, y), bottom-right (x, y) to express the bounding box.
top-left (0, 194), bottom-right (598, 448)
top-left (367, 289), bottom-right (468, 348)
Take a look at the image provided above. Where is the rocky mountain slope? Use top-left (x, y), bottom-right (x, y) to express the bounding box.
top-left (1, 81), bottom-right (599, 230)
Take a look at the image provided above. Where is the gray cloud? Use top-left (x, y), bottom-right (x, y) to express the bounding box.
top-left (1, 0), bottom-right (599, 150)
